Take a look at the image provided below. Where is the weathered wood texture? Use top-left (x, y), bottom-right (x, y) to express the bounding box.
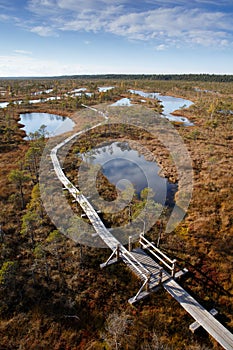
top-left (164, 279), bottom-right (233, 350)
top-left (189, 308), bottom-right (218, 333)
top-left (123, 248), bottom-right (170, 286)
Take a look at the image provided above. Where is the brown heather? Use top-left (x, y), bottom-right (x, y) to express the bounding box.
top-left (0, 78), bottom-right (232, 349)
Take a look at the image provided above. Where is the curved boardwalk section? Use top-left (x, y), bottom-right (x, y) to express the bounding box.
top-left (50, 105), bottom-right (233, 350)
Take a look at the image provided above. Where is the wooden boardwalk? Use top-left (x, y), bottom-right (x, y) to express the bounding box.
top-left (124, 248), bottom-right (170, 286)
top-left (164, 279), bottom-right (233, 350)
top-left (123, 248), bottom-right (170, 304)
top-left (50, 106), bottom-right (233, 350)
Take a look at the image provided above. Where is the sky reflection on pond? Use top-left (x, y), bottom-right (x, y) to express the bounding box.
top-left (129, 89), bottom-right (194, 125)
top-left (19, 112), bottom-right (75, 138)
top-left (83, 141), bottom-right (177, 208)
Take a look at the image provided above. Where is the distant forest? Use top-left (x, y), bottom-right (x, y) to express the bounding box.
top-left (64, 73), bottom-right (233, 82)
top-left (2, 73), bottom-right (233, 82)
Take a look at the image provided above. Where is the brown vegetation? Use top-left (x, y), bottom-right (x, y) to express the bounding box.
top-left (0, 78), bottom-right (232, 349)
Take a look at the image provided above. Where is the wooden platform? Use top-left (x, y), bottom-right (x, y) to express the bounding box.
top-left (125, 248), bottom-right (189, 304)
top-left (123, 248), bottom-right (170, 285)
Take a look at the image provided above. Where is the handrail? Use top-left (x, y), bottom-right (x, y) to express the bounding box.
top-left (121, 248), bottom-right (150, 280)
top-left (133, 278), bottom-right (149, 301)
top-left (140, 234), bottom-right (175, 264)
top-left (131, 268), bottom-right (163, 302)
top-left (139, 234), bottom-right (176, 276)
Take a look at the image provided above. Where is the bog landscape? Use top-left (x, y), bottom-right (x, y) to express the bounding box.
top-left (0, 74), bottom-right (233, 349)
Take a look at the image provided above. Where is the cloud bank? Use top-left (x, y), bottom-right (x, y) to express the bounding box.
top-left (2, 0), bottom-right (232, 49)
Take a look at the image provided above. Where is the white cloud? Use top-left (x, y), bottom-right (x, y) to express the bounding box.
top-left (14, 50), bottom-right (32, 55)
top-left (0, 13), bottom-right (20, 24)
top-left (0, 14), bottom-right (10, 21)
top-left (187, 30), bottom-right (230, 47)
top-left (27, 0), bottom-right (58, 15)
top-left (0, 55), bottom-right (86, 77)
top-left (30, 26), bottom-right (59, 37)
top-left (14, 0), bottom-right (233, 48)
top-left (145, 0), bottom-right (232, 6)
top-left (107, 7), bottom-right (233, 47)
top-left (0, 53), bottom-right (161, 77)
top-left (156, 44), bottom-right (167, 51)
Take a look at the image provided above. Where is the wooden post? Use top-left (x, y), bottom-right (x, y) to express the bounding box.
top-left (128, 236), bottom-right (132, 252)
top-left (159, 267), bottom-right (163, 284)
top-left (157, 220), bottom-right (163, 248)
top-left (146, 273), bottom-right (151, 292)
top-left (116, 244), bottom-right (120, 261)
top-left (139, 232), bottom-right (144, 249)
top-left (171, 259), bottom-right (177, 277)
top-left (140, 220), bottom-right (146, 237)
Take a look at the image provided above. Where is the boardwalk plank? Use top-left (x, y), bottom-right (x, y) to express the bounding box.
top-left (164, 279), bottom-right (233, 350)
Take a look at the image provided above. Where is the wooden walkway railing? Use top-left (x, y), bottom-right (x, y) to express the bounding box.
top-left (50, 105), bottom-right (233, 350)
top-left (139, 234), bottom-right (177, 276)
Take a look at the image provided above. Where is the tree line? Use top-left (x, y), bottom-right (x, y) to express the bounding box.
top-left (2, 73), bottom-right (233, 82)
top-left (52, 73), bottom-right (233, 83)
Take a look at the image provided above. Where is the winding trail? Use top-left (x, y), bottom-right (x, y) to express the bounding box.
top-left (50, 104), bottom-right (233, 350)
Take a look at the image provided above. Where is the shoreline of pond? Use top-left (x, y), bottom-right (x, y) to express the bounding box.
top-left (16, 107), bottom-right (74, 140)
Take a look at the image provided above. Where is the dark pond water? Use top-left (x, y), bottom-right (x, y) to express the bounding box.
top-left (83, 141), bottom-right (177, 207)
top-left (19, 112), bottom-right (75, 138)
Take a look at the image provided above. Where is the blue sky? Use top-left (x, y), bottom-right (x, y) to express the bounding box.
top-left (0, 0), bottom-right (233, 76)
